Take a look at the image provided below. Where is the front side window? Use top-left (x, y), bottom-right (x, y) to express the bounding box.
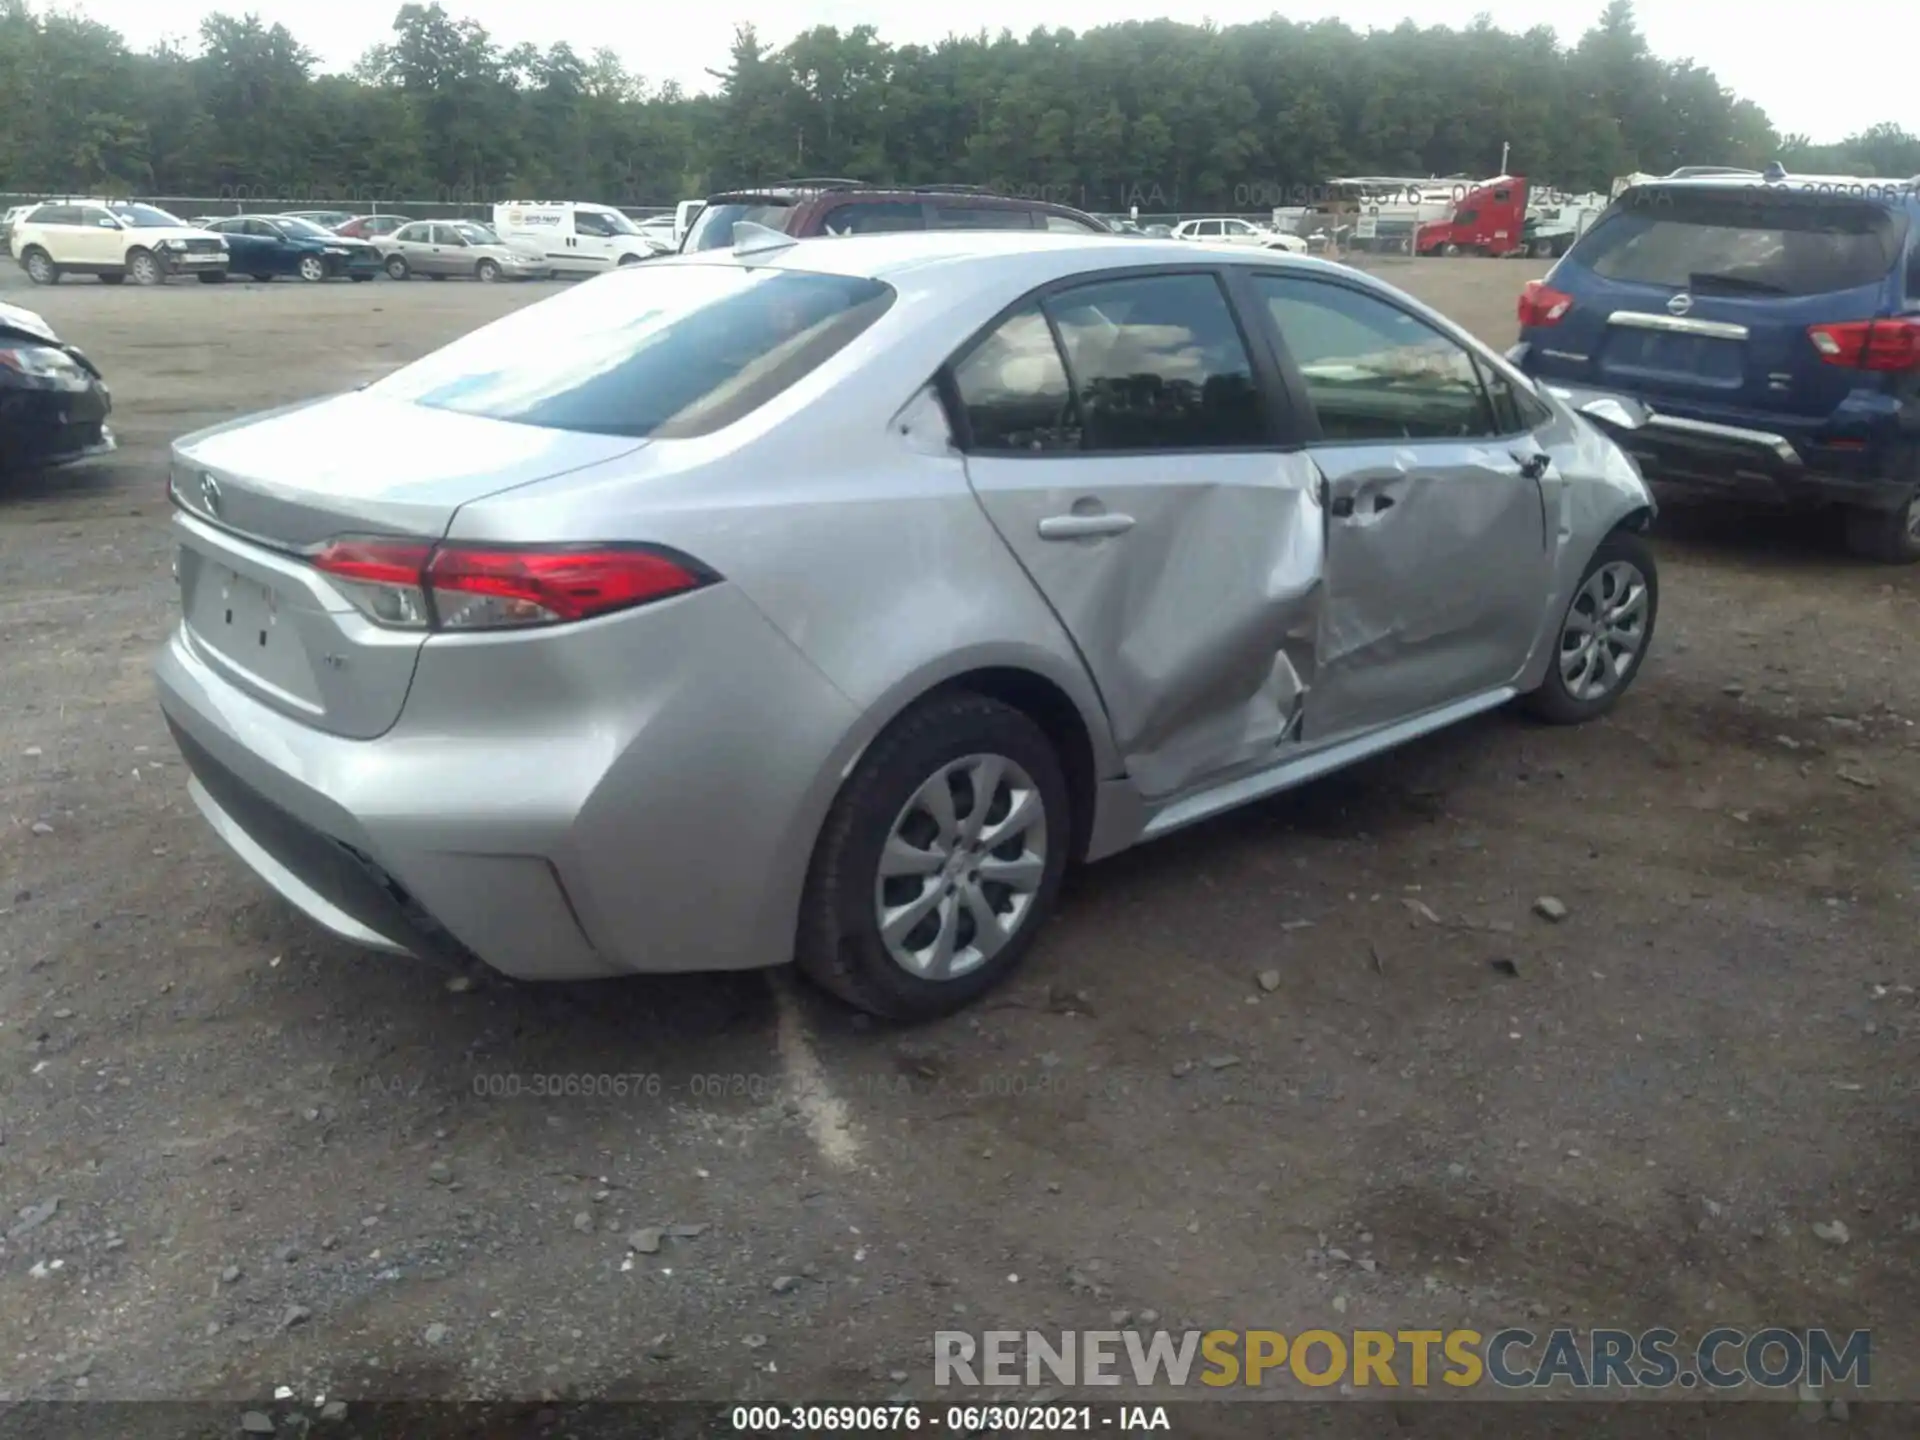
top-left (109, 204), bottom-right (185, 228)
top-left (372, 267), bottom-right (895, 440)
top-left (1043, 212), bottom-right (1106, 234)
top-left (78, 207), bottom-right (116, 229)
top-left (1045, 273), bottom-right (1266, 452)
top-left (431, 225), bottom-right (466, 246)
top-left (950, 304), bottom-right (1079, 453)
top-left (1254, 274), bottom-right (1496, 442)
top-left (822, 202), bottom-right (925, 236)
top-left (573, 210), bottom-right (615, 238)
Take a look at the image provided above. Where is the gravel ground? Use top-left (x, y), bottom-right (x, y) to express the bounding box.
top-left (0, 258), bottom-right (1914, 1417)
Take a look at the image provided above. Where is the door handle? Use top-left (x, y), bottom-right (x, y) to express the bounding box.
top-left (1038, 513), bottom-right (1135, 540)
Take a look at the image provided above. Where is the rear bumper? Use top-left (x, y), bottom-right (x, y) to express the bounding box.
top-left (0, 382), bottom-right (114, 470)
top-left (153, 579), bottom-right (862, 982)
top-left (1519, 364), bottom-right (1915, 511)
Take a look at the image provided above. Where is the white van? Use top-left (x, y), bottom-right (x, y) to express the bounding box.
top-left (490, 201), bottom-right (657, 276)
top-left (673, 199), bottom-right (705, 247)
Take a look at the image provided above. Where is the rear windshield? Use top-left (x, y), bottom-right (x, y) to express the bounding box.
top-left (684, 202), bottom-right (796, 252)
top-left (372, 265), bottom-right (894, 439)
top-left (1575, 190), bottom-right (1907, 297)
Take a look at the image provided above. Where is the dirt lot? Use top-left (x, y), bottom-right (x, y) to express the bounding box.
top-left (0, 258), bottom-right (1915, 1421)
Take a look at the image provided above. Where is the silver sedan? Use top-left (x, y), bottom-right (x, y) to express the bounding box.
top-left (155, 231), bottom-right (1657, 1019)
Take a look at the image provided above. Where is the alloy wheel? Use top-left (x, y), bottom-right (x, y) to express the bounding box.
top-left (299, 256), bottom-right (325, 282)
top-left (1558, 560), bottom-right (1650, 702)
top-left (873, 753), bottom-right (1047, 982)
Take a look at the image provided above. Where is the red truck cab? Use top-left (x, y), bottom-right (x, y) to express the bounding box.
top-left (1415, 176), bottom-right (1529, 256)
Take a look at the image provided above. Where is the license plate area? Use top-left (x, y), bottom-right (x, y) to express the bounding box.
top-left (182, 551), bottom-right (324, 713)
top-left (1601, 329), bottom-right (1744, 389)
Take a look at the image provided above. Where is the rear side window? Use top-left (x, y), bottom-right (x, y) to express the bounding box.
top-left (1045, 273), bottom-right (1267, 451)
top-left (932, 206), bottom-right (1032, 231)
top-left (30, 206), bottom-right (79, 226)
top-left (683, 202), bottom-right (795, 252)
top-left (373, 267), bottom-right (894, 439)
top-left (822, 202), bottom-right (924, 235)
top-left (394, 223), bottom-right (430, 243)
top-left (1577, 192), bottom-right (1907, 296)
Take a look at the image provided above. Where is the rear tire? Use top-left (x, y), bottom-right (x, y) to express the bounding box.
top-left (384, 255), bottom-right (410, 280)
top-left (795, 693), bottom-right (1071, 1021)
top-left (1843, 491), bottom-right (1920, 564)
top-left (22, 248), bottom-right (60, 285)
top-left (1519, 528), bottom-right (1659, 725)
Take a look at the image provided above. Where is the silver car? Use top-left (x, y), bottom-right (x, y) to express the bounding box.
top-left (155, 231), bottom-right (1658, 1019)
top-left (375, 220), bottom-right (551, 281)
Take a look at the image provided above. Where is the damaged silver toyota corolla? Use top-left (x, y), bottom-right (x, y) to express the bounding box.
top-left (155, 228), bottom-right (1657, 1019)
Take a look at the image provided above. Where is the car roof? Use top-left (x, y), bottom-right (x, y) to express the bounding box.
top-left (1622, 176), bottom-right (1920, 209)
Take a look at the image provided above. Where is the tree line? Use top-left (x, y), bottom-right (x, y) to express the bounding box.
top-left (1, 0), bottom-right (1915, 212)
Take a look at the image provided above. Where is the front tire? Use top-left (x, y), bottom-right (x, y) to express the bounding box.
top-left (475, 258), bottom-right (502, 282)
top-left (297, 255), bottom-right (326, 283)
top-left (126, 250), bottom-right (163, 285)
top-left (22, 248), bottom-right (60, 285)
top-left (796, 693), bottom-right (1071, 1021)
top-left (1843, 491), bottom-right (1920, 564)
top-left (384, 255), bottom-right (410, 280)
top-left (1520, 528), bottom-right (1659, 724)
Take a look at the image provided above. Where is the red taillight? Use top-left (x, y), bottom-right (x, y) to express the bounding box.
top-left (310, 538), bottom-right (712, 631)
top-left (312, 537), bottom-right (433, 587)
top-left (426, 546), bottom-right (709, 628)
top-left (1806, 318), bottom-right (1920, 372)
top-left (1518, 280), bottom-right (1573, 328)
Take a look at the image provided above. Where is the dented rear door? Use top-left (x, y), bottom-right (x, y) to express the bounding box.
top-left (955, 271), bottom-right (1325, 801)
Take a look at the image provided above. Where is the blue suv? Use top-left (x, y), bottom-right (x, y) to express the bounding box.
top-left (1509, 170), bottom-right (1920, 561)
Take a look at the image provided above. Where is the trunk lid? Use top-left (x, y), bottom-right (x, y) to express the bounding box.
top-left (170, 390), bottom-right (645, 738)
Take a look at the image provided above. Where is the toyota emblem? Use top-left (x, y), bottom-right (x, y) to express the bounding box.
top-left (1667, 292), bottom-right (1694, 317)
top-left (200, 472), bottom-right (221, 515)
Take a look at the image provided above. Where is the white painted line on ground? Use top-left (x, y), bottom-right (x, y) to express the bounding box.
top-left (772, 972), bottom-right (862, 1169)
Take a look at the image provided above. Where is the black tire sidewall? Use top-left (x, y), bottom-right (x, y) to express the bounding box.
top-left (1527, 529), bottom-right (1660, 724)
top-left (24, 250), bottom-right (55, 284)
top-left (802, 696), bottom-right (1071, 1021)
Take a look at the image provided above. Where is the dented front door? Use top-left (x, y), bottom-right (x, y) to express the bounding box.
top-left (1304, 441), bottom-right (1550, 742)
top-left (965, 451), bottom-right (1326, 799)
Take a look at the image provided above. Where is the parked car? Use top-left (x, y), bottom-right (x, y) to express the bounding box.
top-left (335, 214), bottom-right (413, 240)
top-left (156, 230), bottom-right (1657, 1017)
top-left (635, 215), bottom-right (678, 246)
top-left (0, 298), bottom-right (114, 471)
top-left (1170, 217), bottom-right (1308, 252)
top-left (491, 201), bottom-right (660, 277)
top-left (0, 204), bottom-right (33, 254)
top-left (201, 215), bottom-right (380, 282)
top-left (1512, 171), bottom-right (1920, 562)
top-left (375, 220), bottom-right (552, 281)
top-left (10, 201), bottom-right (229, 285)
top-left (680, 181), bottom-right (1111, 252)
top-left (282, 210), bottom-right (359, 230)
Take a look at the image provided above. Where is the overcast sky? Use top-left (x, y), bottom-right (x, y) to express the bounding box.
top-left (76, 0), bottom-right (1918, 145)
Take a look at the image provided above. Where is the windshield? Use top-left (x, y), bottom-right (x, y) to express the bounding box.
top-left (110, 204), bottom-right (187, 228)
top-left (684, 203), bottom-right (795, 252)
top-left (585, 208), bottom-right (639, 236)
top-left (272, 217), bottom-right (334, 239)
top-left (372, 266), bottom-right (894, 439)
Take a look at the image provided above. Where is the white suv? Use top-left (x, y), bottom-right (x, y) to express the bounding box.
top-left (10, 200), bottom-right (230, 285)
top-left (1170, 217), bottom-right (1307, 252)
